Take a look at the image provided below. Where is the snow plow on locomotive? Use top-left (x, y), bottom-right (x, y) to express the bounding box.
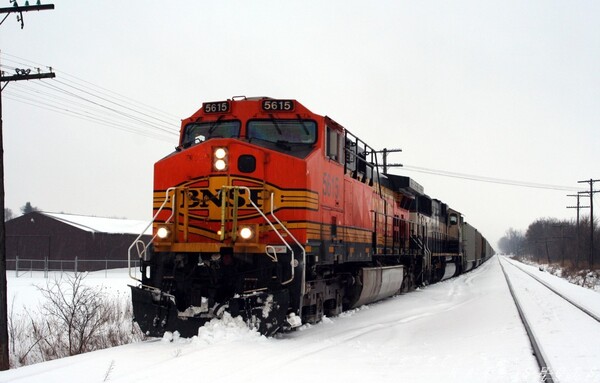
top-left (128, 97), bottom-right (493, 337)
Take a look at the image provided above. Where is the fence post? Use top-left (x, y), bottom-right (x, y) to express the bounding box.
top-left (15, 256), bottom-right (18, 277)
top-left (44, 257), bottom-right (48, 279)
top-left (75, 256), bottom-right (78, 274)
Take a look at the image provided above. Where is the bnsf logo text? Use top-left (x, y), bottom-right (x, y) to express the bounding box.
top-left (181, 188), bottom-right (263, 209)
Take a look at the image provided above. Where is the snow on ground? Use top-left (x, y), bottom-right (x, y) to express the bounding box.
top-left (2, 256), bottom-right (599, 383)
top-left (6, 268), bottom-right (134, 317)
top-left (503, 258), bottom-right (600, 319)
top-left (516, 256), bottom-right (600, 293)
top-left (501, 258), bottom-right (600, 382)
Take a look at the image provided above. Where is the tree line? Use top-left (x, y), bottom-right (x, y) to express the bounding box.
top-left (4, 202), bottom-right (40, 221)
top-left (498, 216), bottom-right (599, 269)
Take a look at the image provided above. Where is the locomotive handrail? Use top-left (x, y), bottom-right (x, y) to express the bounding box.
top-left (265, 245), bottom-right (279, 262)
top-left (128, 187), bottom-right (177, 282)
top-left (343, 129), bottom-right (382, 196)
top-left (270, 194), bottom-right (306, 294)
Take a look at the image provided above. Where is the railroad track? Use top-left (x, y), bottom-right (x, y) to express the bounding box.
top-left (498, 256), bottom-right (600, 383)
top-left (503, 258), bottom-right (600, 323)
top-left (498, 257), bottom-right (555, 383)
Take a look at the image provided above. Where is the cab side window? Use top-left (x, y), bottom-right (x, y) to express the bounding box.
top-left (326, 126), bottom-right (342, 162)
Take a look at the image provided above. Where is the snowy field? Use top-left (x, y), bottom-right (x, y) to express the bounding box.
top-left (6, 268), bottom-right (134, 317)
top-left (2, 256), bottom-right (599, 383)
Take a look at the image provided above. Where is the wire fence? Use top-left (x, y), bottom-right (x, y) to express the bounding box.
top-left (6, 257), bottom-right (140, 278)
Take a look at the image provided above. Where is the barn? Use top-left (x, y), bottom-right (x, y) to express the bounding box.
top-left (6, 212), bottom-right (152, 272)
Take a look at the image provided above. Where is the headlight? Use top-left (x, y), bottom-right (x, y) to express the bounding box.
top-left (156, 226), bottom-right (170, 239)
top-left (214, 159), bottom-right (227, 171)
top-left (239, 226), bottom-right (253, 240)
top-left (215, 148), bottom-right (227, 159)
top-left (213, 147), bottom-right (228, 171)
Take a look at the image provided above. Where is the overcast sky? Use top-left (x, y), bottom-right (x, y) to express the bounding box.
top-left (1, 0), bottom-right (598, 247)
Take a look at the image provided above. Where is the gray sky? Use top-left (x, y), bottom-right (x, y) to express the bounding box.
top-left (1, 0), bottom-right (599, 247)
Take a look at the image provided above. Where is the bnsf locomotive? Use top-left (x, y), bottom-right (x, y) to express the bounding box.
top-left (129, 97), bottom-right (493, 337)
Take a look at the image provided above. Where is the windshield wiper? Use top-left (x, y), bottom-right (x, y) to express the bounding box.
top-left (208, 115), bottom-right (225, 135)
top-left (247, 136), bottom-right (292, 151)
top-left (296, 114), bottom-right (311, 136)
top-left (268, 114), bottom-right (283, 135)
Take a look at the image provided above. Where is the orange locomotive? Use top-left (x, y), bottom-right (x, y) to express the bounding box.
top-left (129, 97), bottom-right (490, 336)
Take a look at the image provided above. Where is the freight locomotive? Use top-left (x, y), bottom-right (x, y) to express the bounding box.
top-left (128, 97), bottom-right (494, 337)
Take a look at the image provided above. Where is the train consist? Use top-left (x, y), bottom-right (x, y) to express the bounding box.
top-left (129, 97), bottom-right (494, 337)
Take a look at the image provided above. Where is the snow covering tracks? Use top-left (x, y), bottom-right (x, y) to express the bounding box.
top-left (498, 257), bottom-right (555, 383)
top-left (499, 256), bottom-right (600, 383)
top-left (505, 258), bottom-right (600, 323)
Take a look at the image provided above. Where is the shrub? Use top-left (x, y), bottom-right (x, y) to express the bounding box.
top-left (8, 273), bottom-right (144, 368)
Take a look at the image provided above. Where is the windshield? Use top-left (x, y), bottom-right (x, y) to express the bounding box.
top-left (182, 120), bottom-right (241, 148)
top-left (247, 120), bottom-right (317, 145)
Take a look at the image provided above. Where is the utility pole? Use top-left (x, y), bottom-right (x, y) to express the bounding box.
top-left (0, 1), bottom-right (54, 29)
top-left (372, 148), bottom-right (403, 174)
top-left (577, 179), bottom-right (600, 268)
top-left (567, 193), bottom-right (590, 268)
top-left (533, 238), bottom-right (555, 265)
top-left (0, 1), bottom-right (54, 371)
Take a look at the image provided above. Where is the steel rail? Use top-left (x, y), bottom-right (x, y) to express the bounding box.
top-left (504, 258), bottom-right (600, 323)
top-left (498, 257), bottom-right (556, 383)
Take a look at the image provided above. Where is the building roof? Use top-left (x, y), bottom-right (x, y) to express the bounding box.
top-left (41, 212), bottom-right (152, 235)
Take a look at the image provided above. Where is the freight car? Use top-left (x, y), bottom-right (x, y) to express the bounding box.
top-left (128, 97), bottom-right (494, 337)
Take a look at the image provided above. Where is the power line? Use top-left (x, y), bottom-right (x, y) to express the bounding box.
top-left (1, 51), bottom-right (179, 120)
top-left (51, 78), bottom-right (177, 130)
top-left (40, 80), bottom-right (178, 135)
top-left (3, 84), bottom-right (174, 139)
top-left (401, 164), bottom-right (582, 192)
top-left (0, 63), bottom-right (180, 141)
top-left (31, 76), bottom-right (176, 132)
top-left (2, 91), bottom-right (174, 141)
top-left (3, 78), bottom-right (175, 131)
top-left (2, 84), bottom-right (177, 142)
top-left (0, 52), bottom-right (181, 141)
top-left (58, 70), bottom-right (180, 121)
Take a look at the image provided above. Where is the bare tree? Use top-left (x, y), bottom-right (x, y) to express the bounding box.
top-left (7, 289), bottom-right (144, 367)
top-left (498, 228), bottom-right (525, 255)
top-left (37, 273), bottom-right (111, 356)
